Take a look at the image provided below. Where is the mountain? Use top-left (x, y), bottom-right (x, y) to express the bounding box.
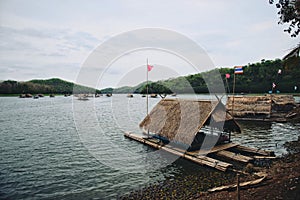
top-left (101, 57), bottom-right (300, 94)
top-left (0, 78), bottom-right (101, 94)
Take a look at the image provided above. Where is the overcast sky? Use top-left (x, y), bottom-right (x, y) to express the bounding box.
top-left (0, 0), bottom-right (298, 88)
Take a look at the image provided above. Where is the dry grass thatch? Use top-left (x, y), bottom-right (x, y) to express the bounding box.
top-left (139, 99), bottom-right (237, 145)
top-left (226, 95), bottom-right (296, 117)
top-left (269, 94), bottom-right (295, 105)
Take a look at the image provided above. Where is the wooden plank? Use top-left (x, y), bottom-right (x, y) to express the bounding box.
top-left (124, 132), bottom-right (232, 171)
top-left (208, 173), bottom-right (267, 192)
top-left (215, 150), bottom-right (253, 163)
top-left (234, 145), bottom-right (275, 156)
top-left (188, 142), bottom-right (238, 156)
top-left (253, 156), bottom-right (277, 159)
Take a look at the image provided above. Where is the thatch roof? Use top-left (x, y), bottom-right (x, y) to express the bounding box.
top-left (226, 95), bottom-right (296, 117)
top-left (271, 94), bottom-right (295, 105)
top-left (139, 99), bottom-right (238, 145)
top-left (283, 44), bottom-right (300, 60)
top-left (227, 96), bottom-right (271, 117)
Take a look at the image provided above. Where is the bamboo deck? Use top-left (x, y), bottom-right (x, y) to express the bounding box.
top-left (124, 132), bottom-right (275, 172)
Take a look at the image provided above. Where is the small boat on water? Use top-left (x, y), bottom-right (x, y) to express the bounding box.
top-left (127, 94), bottom-right (133, 98)
top-left (77, 96), bottom-right (89, 101)
top-left (49, 94), bottom-right (55, 98)
top-left (150, 94), bottom-right (157, 98)
top-left (19, 94), bottom-right (33, 98)
top-left (76, 94), bottom-right (90, 100)
top-left (141, 94), bottom-right (146, 97)
top-left (106, 93), bottom-right (112, 97)
top-left (33, 95), bottom-right (39, 99)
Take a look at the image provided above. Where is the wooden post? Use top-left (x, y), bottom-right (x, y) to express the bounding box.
top-left (225, 76), bottom-right (231, 94)
top-left (146, 58), bottom-right (149, 116)
top-left (237, 173), bottom-right (240, 200)
top-left (146, 58), bottom-right (150, 138)
top-left (231, 72), bottom-right (236, 117)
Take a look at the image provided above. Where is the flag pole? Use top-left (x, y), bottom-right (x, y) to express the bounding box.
top-left (226, 76), bottom-right (231, 94)
top-left (146, 58), bottom-right (149, 137)
top-left (146, 58), bottom-right (149, 116)
top-left (232, 70), bottom-right (236, 117)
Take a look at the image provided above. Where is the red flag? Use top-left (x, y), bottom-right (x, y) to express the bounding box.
top-left (225, 73), bottom-right (230, 79)
top-left (147, 65), bottom-right (154, 72)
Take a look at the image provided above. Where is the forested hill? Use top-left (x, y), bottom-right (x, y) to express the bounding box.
top-left (102, 57), bottom-right (300, 94)
top-left (1, 57), bottom-right (299, 95)
top-left (0, 78), bottom-right (101, 94)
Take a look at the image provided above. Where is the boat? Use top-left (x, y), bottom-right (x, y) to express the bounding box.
top-left (33, 95), bottom-right (39, 99)
top-left (127, 94), bottom-right (133, 98)
top-left (150, 94), bottom-right (157, 98)
top-left (49, 94), bottom-right (55, 97)
top-left (106, 93), bottom-right (112, 97)
top-left (141, 94), bottom-right (146, 97)
top-left (77, 94), bottom-right (89, 100)
top-left (19, 93), bottom-right (33, 98)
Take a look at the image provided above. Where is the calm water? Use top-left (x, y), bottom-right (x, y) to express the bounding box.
top-left (0, 95), bottom-right (299, 199)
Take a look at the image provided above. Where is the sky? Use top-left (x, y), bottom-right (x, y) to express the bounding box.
top-left (0, 0), bottom-right (299, 89)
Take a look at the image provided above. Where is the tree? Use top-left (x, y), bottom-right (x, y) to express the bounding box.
top-left (269, 0), bottom-right (300, 37)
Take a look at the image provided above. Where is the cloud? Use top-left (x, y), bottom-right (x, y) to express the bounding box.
top-left (0, 0), bottom-right (297, 86)
top-left (0, 25), bottom-right (101, 80)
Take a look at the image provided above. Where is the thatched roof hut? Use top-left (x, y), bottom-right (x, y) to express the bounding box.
top-left (139, 99), bottom-right (240, 146)
top-left (226, 95), bottom-right (296, 118)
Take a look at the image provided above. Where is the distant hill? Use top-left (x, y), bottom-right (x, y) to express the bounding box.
top-left (0, 78), bottom-right (101, 94)
top-left (101, 57), bottom-right (300, 94)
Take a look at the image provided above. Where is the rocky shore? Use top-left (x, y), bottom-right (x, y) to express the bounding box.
top-left (120, 137), bottom-right (300, 200)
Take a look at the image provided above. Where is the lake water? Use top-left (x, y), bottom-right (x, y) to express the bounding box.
top-left (0, 94), bottom-right (299, 199)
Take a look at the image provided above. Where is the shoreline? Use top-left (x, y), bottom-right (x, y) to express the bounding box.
top-left (120, 137), bottom-right (300, 199)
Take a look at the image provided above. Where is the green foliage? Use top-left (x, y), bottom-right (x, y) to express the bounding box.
top-left (0, 78), bottom-right (100, 94)
top-left (140, 82), bottom-right (173, 94)
top-left (100, 87), bottom-right (114, 94)
top-left (269, 0), bottom-right (300, 37)
top-left (100, 58), bottom-right (299, 94)
top-left (2, 58), bottom-right (298, 95)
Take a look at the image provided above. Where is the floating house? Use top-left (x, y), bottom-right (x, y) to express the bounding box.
top-left (125, 98), bottom-right (275, 172)
top-left (139, 99), bottom-right (240, 151)
top-left (226, 95), bottom-right (299, 122)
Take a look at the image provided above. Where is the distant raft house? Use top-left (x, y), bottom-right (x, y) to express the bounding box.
top-left (226, 95), bottom-right (299, 122)
top-left (139, 99), bottom-right (241, 151)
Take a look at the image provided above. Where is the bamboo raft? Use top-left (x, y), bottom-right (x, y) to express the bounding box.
top-left (124, 132), bottom-right (275, 172)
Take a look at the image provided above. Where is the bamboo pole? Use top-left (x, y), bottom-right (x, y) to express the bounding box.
top-left (237, 173), bottom-right (240, 200)
top-left (146, 58), bottom-right (149, 138)
top-left (146, 58), bottom-right (149, 116)
top-left (231, 72), bottom-right (236, 117)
